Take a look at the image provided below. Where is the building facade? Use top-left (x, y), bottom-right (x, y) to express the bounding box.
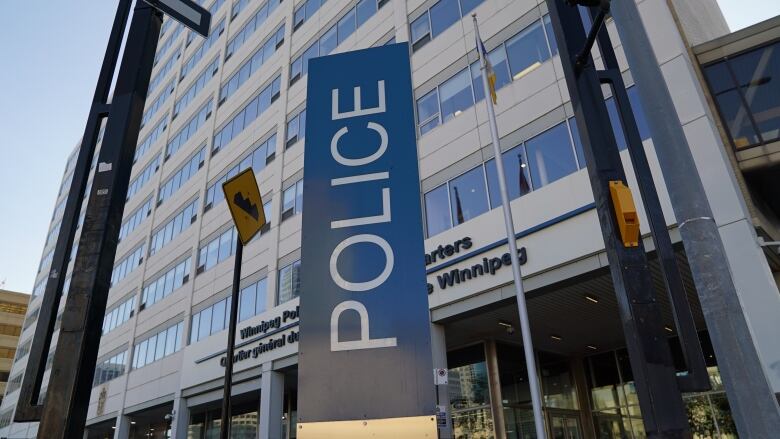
top-left (0, 290), bottom-right (29, 411)
top-left (2, 0), bottom-right (779, 438)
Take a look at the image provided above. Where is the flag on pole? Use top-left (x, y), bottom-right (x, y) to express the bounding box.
top-left (477, 36), bottom-right (498, 104)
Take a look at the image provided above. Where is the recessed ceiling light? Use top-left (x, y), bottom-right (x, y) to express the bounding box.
top-left (664, 325), bottom-right (674, 333)
top-left (550, 334), bottom-right (562, 341)
top-left (584, 294), bottom-right (599, 303)
top-left (586, 345), bottom-right (597, 350)
top-left (498, 321), bottom-right (513, 328)
top-left (131, 421), bottom-right (136, 425)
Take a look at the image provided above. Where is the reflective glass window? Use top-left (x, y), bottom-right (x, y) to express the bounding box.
top-left (425, 184), bottom-right (451, 237)
top-left (449, 166), bottom-right (489, 226)
top-left (525, 123), bottom-right (578, 189)
top-left (439, 69), bottom-right (473, 122)
top-left (506, 20), bottom-right (549, 81)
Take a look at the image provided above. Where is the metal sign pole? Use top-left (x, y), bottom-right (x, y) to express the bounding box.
top-left (220, 239), bottom-right (244, 439)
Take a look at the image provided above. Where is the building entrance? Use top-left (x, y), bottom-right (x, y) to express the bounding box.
top-left (548, 411), bottom-right (582, 439)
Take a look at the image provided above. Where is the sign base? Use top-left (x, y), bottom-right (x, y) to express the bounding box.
top-left (298, 415), bottom-right (438, 438)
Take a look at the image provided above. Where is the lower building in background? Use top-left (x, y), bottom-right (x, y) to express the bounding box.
top-left (0, 290), bottom-right (29, 411)
top-left (2, 0), bottom-right (779, 438)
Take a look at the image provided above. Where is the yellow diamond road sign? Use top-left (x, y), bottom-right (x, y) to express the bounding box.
top-left (222, 168), bottom-right (266, 245)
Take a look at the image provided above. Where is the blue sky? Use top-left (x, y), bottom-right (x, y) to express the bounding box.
top-left (0, 0), bottom-right (779, 293)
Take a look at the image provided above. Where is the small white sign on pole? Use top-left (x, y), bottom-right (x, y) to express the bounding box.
top-left (434, 368), bottom-right (448, 385)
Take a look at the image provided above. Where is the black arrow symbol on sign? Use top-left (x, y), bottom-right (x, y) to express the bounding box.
top-left (233, 192), bottom-right (259, 221)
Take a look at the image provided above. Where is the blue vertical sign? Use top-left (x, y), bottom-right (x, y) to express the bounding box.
top-left (298, 44), bottom-right (437, 430)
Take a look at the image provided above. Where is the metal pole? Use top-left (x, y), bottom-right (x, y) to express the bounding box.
top-left (608, 2), bottom-right (780, 435)
top-left (14, 0), bottom-right (133, 422)
top-left (220, 238), bottom-right (244, 439)
top-left (472, 15), bottom-right (547, 439)
top-left (37, 3), bottom-right (162, 438)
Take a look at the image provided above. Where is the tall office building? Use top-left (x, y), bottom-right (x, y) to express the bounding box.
top-left (0, 290), bottom-right (28, 411)
top-left (2, 0), bottom-right (778, 438)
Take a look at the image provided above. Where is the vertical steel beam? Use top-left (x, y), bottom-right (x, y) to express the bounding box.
top-left (545, 1), bottom-right (690, 436)
top-left (14, 0), bottom-right (133, 423)
top-left (589, 9), bottom-right (709, 393)
top-left (37, 3), bottom-right (162, 438)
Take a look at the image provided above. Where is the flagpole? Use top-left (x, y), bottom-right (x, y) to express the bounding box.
top-left (472, 14), bottom-right (547, 439)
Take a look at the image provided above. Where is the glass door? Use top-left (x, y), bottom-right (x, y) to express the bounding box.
top-left (549, 411), bottom-right (582, 439)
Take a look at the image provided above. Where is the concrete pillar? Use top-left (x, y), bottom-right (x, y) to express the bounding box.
top-left (485, 340), bottom-right (507, 439)
top-left (259, 363), bottom-right (284, 439)
top-left (431, 323), bottom-right (453, 439)
top-left (113, 413), bottom-right (131, 439)
top-left (169, 393), bottom-right (190, 439)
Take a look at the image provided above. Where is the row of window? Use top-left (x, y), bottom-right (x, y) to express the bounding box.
top-left (212, 75), bottom-right (281, 155)
top-left (189, 276), bottom-right (267, 343)
top-left (204, 133), bottom-right (276, 211)
top-left (220, 24), bottom-right (285, 105)
top-left (166, 99), bottom-right (213, 160)
top-left (131, 321), bottom-right (184, 369)
top-left (119, 197), bottom-right (153, 242)
top-left (0, 324), bottom-right (21, 337)
top-left (158, 146), bottom-right (206, 206)
top-left (277, 259), bottom-right (301, 304)
top-left (290, 0), bottom-right (384, 83)
top-left (226, 0), bottom-right (283, 60)
top-left (425, 119), bottom-right (584, 236)
top-left (142, 257), bottom-right (192, 309)
top-left (111, 243), bottom-right (145, 287)
top-left (155, 23), bottom-right (184, 66)
top-left (182, 18), bottom-right (226, 81)
top-left (102, 295), bottom-right (136, 335)
top-left (38, 249), bottom-right (53, 273)
top-left (142, 79), bottom-right (175, 129)
top-left (197, 227), bottom-right (237, 273)
top-left (149, 47), bottom-right (182, 94)
top-left (92, 350), bottom-right (127, 387)
top-left (417, 15), bottom-right (557, 134)
top-left (52, 195), bottom-right (67, 222)
top-left (411, 0), bottom-right (483, 52)
top-left (292, 0), bottom-right (324, 31)
top-left (285, 109), bottom-right (306, 148)
top-left (149, 198), bottom-right (199, 256)
top-left (127, 154), bottom-right (161, 201)
top-left (135, 118), bottom-right (167, 162)
top-left (44, 220), bottom-right (62, 248)
top-left (15, 339), bottom-right (31, 362)
top-left (32, 279), bottom-right (46, 297)
top-left (174, 56), bottom-right (220, 119)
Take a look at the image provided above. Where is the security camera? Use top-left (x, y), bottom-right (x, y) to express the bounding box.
top-left (164, 414), bottom-right (173, 421)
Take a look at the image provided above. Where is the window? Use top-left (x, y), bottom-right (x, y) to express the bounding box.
top-left (150, 198), bottom-right (199, 255)
top-left (142, 79), bottom-right (175, 128)
top-left (213, 76), bottom-right (281, 154)
top-left (220, 25), bottom-right (285, 104)
top-left (158, 146), bottom-right (206, 205)
top-left (278, 260), bottom-right (301, 304)
top-left (102, 296), bottom-right (136, 335)
top-left (524, 122), bottom-right (579, 189)
top-left (505, 20), bottom-right (549, 81)
top-left (439, 69), bottom-right (473, 122)
top-left (93, 351), bottom-right (127, 387)
top-left (149, 47), bottom-right (181, 93)
top-left (132, 321), bottom-right (184, 369)
top-left (293, 0), bottom-right (323, 31)
top-left (231, 0), bottom-right (250, 20)
top-left (32, 279), bottom-right (46, 297)
top-left (38, 249), bottom-right (54, 273)
top-left (142, 257), bottom-right (191, 308)
top-left (135, 118), bottom-right (167, 162)
top-left (281, 180), bottom-right (303, 221)
top-left (416, 15), bottom-right (556, 135)
top-left (197, 227), bottom-right (237, 273)
top-left (449, 166), bottom-right (489, 226)
top-left (703, 40), bottom-right (780, 149)
top-left (45, 220), bottom-right (62, 247)
top-left (285, 109), bottom-right (306, 147)
top-left (227, 0), bottom-right (283, 60)
top-left (119, 197), bottom-right (153, 242)
top-left (180, 19), bottom-right (226, 80)
top-left (174, 57), bottom-right (219, 118)
top-left (189, 278), bottom-right (265, 344)
top-left (155, 24), bottom-right (183, 65)
top-left (289, 1), bottom-right (384, 84)
top-left (240, 278), bottom-right (268, 321)
top-left (111, 243), bottom-right (145, 286)
top-left (166, 98), bottom-right (213, 159)
top-left (410, 0), bottom-right (485, 51)
top-left (205, 134), bottom-right (276, 211)
top-left (127, 154), bottom-right (161, 200)
top-left (424, 120), bottom-right (581, 236)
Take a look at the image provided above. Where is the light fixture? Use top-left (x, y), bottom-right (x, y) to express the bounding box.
top-left (550, 334), bottom-right (563, 341)
top-left (586, 345), bottom-right (598, 350)
top-left (131, 421), bottom-right (136, 425)
top-left (664, 325), bottom-right (674, 333)
top-left (454, 110), bottom-right (462, 117)
top-left (513, 61), bottom-right (542, 81)
top-left (498, 320), bottom-right (515, 335)
top-left (584, 294), bottom-right (599, 303)
top-left (520, 163), bottom-right (527, 168)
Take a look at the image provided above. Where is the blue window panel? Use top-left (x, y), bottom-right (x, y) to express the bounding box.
top-left (505, 20), bottom-right (550, 81)
top-left (485, 145), bottom-right (532, 208)
top-left (429, 0), bottom-right (460, 38)
top-left (357, 0), bottom-right (377, 27)
top-left (439, 69), bottom-right (474, 122)
top-left (525, 123), bottom-right (578, 189)
top-left (425, 184), bottom-right (451, 237)
top-left (449, 166), bottom-right (489, 226)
